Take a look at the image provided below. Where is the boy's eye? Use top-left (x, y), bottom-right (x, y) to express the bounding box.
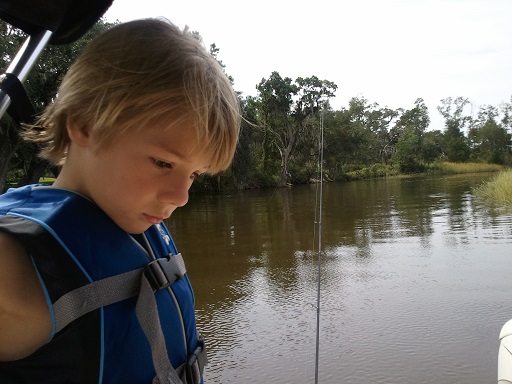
top-left (153, 159), bottom-right (172, 169)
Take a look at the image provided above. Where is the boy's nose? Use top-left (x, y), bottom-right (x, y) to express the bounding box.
top-left (158, 179), bottom-right (191, 208)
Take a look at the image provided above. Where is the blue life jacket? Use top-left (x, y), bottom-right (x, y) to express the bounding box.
top-left (0, 184), bottom-right (205, 383)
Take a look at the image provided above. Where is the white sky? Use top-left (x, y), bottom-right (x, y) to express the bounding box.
top-left (103, 0), bottom-right (512, 131)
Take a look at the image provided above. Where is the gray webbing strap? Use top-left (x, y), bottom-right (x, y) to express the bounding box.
top-left (53, 268), bottom-right (141, 333)
top-left (52, 253), bottom-right (186, 332)
top-left (51, 254), bottom-right (197, 384)
top-left (136, 273), bottom-right (182, 384)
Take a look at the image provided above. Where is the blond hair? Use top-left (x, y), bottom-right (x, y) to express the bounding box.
top-left (24, 18), bottom-right (240, 174)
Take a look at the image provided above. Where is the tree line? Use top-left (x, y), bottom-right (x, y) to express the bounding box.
top-left (1, 19), bottom-right (511, 193)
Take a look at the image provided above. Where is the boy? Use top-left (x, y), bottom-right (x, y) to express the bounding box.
top-left (0, 18), bottom-right (240, 383)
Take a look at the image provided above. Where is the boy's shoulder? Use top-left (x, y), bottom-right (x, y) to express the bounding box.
top-left (0, 230), bottom-right (52, 361)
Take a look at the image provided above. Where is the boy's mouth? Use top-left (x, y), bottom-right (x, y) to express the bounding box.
top-left (143, 213), bottom-right (164, 224)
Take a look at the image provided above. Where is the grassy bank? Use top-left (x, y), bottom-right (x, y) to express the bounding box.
top-left (428, 161), bottom-right (504, 174)
top-left (342, 161), bottom-right (503, 182)
top-left (473, 170), bottom-right (512, 208)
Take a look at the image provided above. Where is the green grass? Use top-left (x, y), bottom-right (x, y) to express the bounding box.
top-left (428, 161), bottom-right (504, 174)
top-left (473, 170), bottom-right (512, 207)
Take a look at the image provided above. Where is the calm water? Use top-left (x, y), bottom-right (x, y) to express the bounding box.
top-left (168, 173), bottom-right (512, 384)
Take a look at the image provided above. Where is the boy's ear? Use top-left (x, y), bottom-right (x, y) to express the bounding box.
top-left (66, 114), bottom-right (91, 147)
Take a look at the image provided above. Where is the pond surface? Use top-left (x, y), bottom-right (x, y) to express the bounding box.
top-left (168, 173), bottom-right (512, 384)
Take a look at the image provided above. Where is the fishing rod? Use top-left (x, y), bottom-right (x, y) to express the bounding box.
top-left (314, 106), bottom-right (324, 384)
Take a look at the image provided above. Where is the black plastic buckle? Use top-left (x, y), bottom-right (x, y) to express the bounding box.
top-left (187, 335), bottom-right (205, 366)
top-left (144, 256), bottom-right (184, 292)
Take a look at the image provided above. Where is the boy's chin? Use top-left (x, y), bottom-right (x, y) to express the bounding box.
top-left (116, 220), bottom-right (153, 235)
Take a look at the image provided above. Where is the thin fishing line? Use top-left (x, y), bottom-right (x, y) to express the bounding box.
top-left (264, 182), bottom-right (279, 209)
top-left (314, 108), bottom-right (324, 384)
top-left (307, 114), bottom-right (322, 384)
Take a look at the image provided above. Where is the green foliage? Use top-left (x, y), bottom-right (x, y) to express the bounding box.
top-left (421, 130), bottom-right (443, 164)
top-left (392, 127), bottom-right (425, 173)
top-left (468, 110), bottom-right (511, 165)
top-left (287, 159), bottom-right (318, 184)
top-left (230, 99), bottom-right (257, 189)
top-left (394, 98), bottom-right (430, 135)
top-left (251, 168), bottom-right (280, 188)
top-left (437, 97), bottom-right (473, 162)
top-left (345, 163), bottom-right (392, 180)
top-left (442, 136), bottom-right (471, 162)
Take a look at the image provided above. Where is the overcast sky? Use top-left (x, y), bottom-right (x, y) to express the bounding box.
top-left (103, 0), bottom-right (512, 130)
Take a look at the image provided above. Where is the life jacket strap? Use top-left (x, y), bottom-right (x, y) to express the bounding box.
top-left (136, 271), bottom-right (207, 384)
top-left (52, 253), bottom-right (206, 384)
top-left (158, 339), bottom-right (208, 384)
top-left (52, 253), bottom-right (186, 332)
top-left (137, 270), bottom-right (182, 384)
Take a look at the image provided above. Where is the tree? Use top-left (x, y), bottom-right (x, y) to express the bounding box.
top-left (421, 130), bottom-right (443, 164)
top-left (231, 96), bottom-right (257, 189)
top-left (500, 96), bottom-right (512, 134)
top-left (394, 98), bottom-right (430, 135)
top-left (391, 98), bottom-right (430, 170)
top-left (437, 96), bottom-right (472, 133)
top-left (344, 96), bottom-right (401, 164)
top-left (323, 107), bottom-right (373, 177)
top-left (372, 107), bottom-right (400, 164)
top-left (256, 72), bottom-right (336, 187)
top-left (393, 126), bottom-right (423, 172)
top-left (437, 97), bottom-right (471, 162)
top-left (209, 42), bottom-right (235, 86)
top-left (255, 72), bottom-right (296, 186)
top-left (468, 105), bottom-right (511, 164)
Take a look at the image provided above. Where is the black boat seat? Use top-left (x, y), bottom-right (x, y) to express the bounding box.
top-left (0, 0), bottom-right (113, 121)
top-left (0, 0), bottom-right (113, 44)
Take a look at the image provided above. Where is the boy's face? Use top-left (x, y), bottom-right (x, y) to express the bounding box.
top-left (65, 120), bottom-right (209, 234)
